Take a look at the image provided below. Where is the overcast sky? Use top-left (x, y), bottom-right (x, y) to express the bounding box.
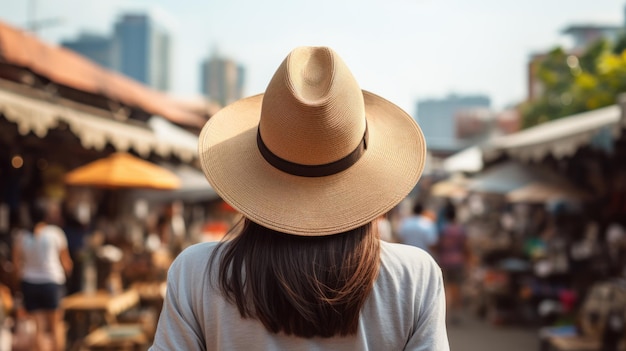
top-left (1, 0), bottom-right (624, 115)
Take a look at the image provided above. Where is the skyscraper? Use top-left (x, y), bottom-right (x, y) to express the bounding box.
top-left (60, 12), bottom-right (172, 92)
top-left (416, 94), bottom-right (491, 154)
top-left (200, 52), bottom-right (245, 107)
top-left (113, 13), bottom-right (171, 91)
top-left (61, 33), bottom-right (115, 69)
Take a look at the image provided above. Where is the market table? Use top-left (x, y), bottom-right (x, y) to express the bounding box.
top-left (127, 281), bottom-right (166, 339)
top-left (540, 325), bottom-right (626, 351)
top-left (130, 281), bottom-right (166, 302)
top-left (546, 335), bottom-right (626, 351)
top-left (82, 324), bottom-right (148, 351)
top-left (62, 289), bottom-right (140, 325)
top-left (62, 289), bottom-right (142, 350)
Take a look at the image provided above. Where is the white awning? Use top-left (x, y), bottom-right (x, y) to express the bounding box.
top-left (130, 163), bottom-right (219, 203)
top-left (468, 161), bottom-right (569, 194)
top-left (0, 87), bottom-right (196, 162)
top-left (148, 116), bottom-right (198, 154)
top-left (483, 105), bottom-right (623, 162)
top-left (442, 145), bottom-right (483, 173)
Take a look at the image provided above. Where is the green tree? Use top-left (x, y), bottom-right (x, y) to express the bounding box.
top-left (521, 35), bottom-right (626, 128)
top-left (612, 30), bottom-right (626, 54)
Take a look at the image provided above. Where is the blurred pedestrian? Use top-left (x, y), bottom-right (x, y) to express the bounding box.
top-left (62, 204), bottom-right (91, 295)
top-left (157, 202), bottom-right (186, 256)
top-left (0, 282), bottom-right (12, 351)
top-left (12, 202), bottom-right (72, 351)
top-left (436, 205), bottom-right (471, 324)
top-left (150, 46), bottom-right (449, 350)
top-left (398, 201), bottom-right (438, 254)
top-left (436, 198), bottom-right (455, 236)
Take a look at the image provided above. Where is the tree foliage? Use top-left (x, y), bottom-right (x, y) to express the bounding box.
top-left (521, 33), bottom-right (626, 129)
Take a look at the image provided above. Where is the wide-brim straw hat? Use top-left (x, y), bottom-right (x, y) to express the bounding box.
top-left (199, 46), bottom-right (426, 236)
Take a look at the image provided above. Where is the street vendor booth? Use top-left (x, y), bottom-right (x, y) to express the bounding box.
top-left (0, 21), bottom-right (213, 350)
top-left (479, 97), bottom-right (626, 350)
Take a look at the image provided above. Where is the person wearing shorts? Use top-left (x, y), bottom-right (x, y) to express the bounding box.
top-left (21, 281), bottom-right (65, 311)
top-left (13, 202), bottom-right (72, 351)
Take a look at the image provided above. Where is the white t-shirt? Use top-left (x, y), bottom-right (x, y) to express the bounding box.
top-left (19, 225), bottom-right (68, 285)
top-left (150, 240), bottom-right (449, 351)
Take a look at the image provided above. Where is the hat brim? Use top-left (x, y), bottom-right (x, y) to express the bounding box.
top-left (198, 91), bottom-right (426, 236)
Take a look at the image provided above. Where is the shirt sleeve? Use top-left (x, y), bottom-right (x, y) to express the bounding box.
top-left (150, 253), bottom-right (206, 351)
top-left (404, 260), bottom-right (450, 350)
top-left (51, 226), bottom-right (68, 250)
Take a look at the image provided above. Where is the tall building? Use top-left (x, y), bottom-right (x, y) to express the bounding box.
top-left (200, 52), bottom-right (245, 107)
top-left (60, 12), bottom-right (172, 92)
top-left (113, 13), bottom-right (171, 91)
top-left (61, 33), bottom-right (115, 69)
top-left (416, 94), bottom-right (491, 154)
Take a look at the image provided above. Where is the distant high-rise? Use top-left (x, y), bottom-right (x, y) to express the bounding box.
top-left (113, 13), bottom-right (171, 91)
top-left (200, 52), bottom-right (245, 107)
top-left (60, 12), bottom-right (172, 91)
top-left (416, 94), bottom-right (491, 154)
top-left (61, 33), bottom-right (114, 69)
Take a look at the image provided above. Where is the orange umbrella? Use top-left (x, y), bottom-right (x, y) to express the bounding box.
top-left (65, 152), bottom-right (181, 190)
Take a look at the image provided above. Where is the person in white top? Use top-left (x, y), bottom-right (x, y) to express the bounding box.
top-left (150, 46), bottom-right (449, 350)
top-left (12, 202), bottom-right (73, 351)
top-left (398, 202), bottom-right (438, 255)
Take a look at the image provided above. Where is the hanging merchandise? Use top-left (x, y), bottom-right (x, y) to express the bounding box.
top-left (579, 279), bottom-right (626, 350)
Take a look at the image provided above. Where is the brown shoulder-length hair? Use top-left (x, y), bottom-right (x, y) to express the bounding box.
top-left (209, 218), bottom-right (381, 338)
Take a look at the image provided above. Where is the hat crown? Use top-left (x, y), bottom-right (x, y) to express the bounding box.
top-left (260, 47), bottom-right (366, 166)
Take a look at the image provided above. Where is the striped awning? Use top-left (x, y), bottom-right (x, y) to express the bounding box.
top-left (0, 87), bottom-right (197, 162)
top-left (483, 105), bottom-right (624, 162)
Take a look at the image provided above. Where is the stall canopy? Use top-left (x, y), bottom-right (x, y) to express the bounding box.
top-left (483, 104), bottom-right (624, 162)
top-left (148, 116), bottom-right (198, 155)
top-left (431, 173), bottom-right (470, 199)
top-left (467, 161), bottom-right (580, 196)
top-left (506, 181), bottom-right (590, 204)
top-left (0, 87), bottom-right (197, 162)
top-left (442, 145), bottom-right (483, 173)
top-left (65, 152), bottom-right (181, 190)
top-left (130, 164), bottom-right (219, 203)
top-left (0, 21), bottom-right (206, 128)
top-left (468, 162), bottom-right (540, 194)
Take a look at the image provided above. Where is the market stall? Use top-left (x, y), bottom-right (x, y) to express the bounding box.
top-left (475, 96), bottom-right (626, 348)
